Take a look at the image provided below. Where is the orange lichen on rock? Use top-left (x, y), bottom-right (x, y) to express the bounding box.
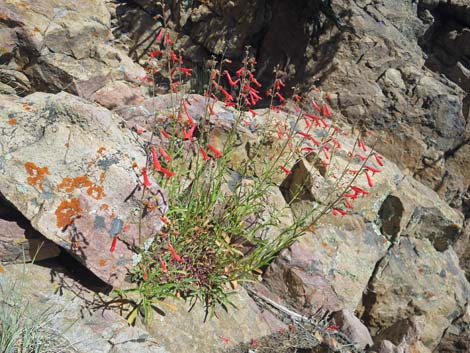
top-left (99, 171), bottom-right (106, 184)
top-left (57, 175), bottom-right (93, 192)
top-left (24, 162), bottom-right (50, 190)
top-left (8, 118), bottom-right (17, 125)
top-left (100, 204), bottom-right (109, 211)
top-left (57, 175), bottom-right (104, 199)
top-left (97, 146), bottom-right (106, 155)
top-left (99, 258), bottom-right (107, 266)
top-left (55, 198), bottom-right (82, 229)
top-left (87, 185), bottom-right (105, 200)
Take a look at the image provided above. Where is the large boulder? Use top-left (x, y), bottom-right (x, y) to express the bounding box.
top-left (0, 0), bottom-right (145, 105)
top-left (0, 92), bottom-right (166, 287)
top-left (358, 237), bottom-right (470, 351)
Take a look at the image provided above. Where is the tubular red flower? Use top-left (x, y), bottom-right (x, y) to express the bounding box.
top-left (161, 129), bottom-right (171, 139)
top-left (156, 147), bottom-right (170, 162)
top-left (235, 67), bottom-right (245, 76)
top-left (275, 92), bottom-right (285, 102)
top-left (142, 168), bottom-right (152, 187)
top-left (159, 257), bottom-right (168, 272)
top-left (199, 146), bottom-right (210, 161)
top-left (110, 236), bottom-right (118, 252)
top-left (208, 104), bottom-right (216, 116)
top-left (143, 269), bottom-right (148, 281)
top-left (350, 185), bottom-right (369, 195)
top-left (356, 154), bottom-right (367, 161)
top-left (151, 146), bottom-right (161, 170)
top-left (344, 199), bottom-right (354, 209)
top-left (159, 167), bottom-right (176, 178)
top-left (312, 100), bottom-right (321, 111)
top-left (156, 28), bottom-right (164, 42)
top-left (304, 113), bottom-right (319, 123)
top-left (365, 170), bottom-right (374, 187)
top-left (374, 154), bottom-right (384, 166)
top-left (168, 243), bottom-right (184, 263)
top-left (207, 144), bottom-right (223, 158)
top-left (279, 165), bottom-right (291, 175)
top-left (343, 193), bottom-right (358, 199)
top-left (248, 108), bottom-right (257, 117)
top-left (224, 71), bottom-right (240, 86)
top-left (247, 72), bottom-right (261, 87)
top-left (332, 208), bottom-right (348, 216)
top-left (165, 32), bottom-right (172, 45)
top-left (274, 79), bottom-right (285, 91)
top-left (178, 67), bottom-right (192, 77)
top-left (183, 124), bottom-right (196, 140)
top-left (321, 104), bottom-right (332, 117)
top-left (148, 50), bottom-right (162, 58)
top-left (365, 165), bottom-right (381, 175)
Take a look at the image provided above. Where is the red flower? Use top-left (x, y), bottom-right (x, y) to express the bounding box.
top-left (207, 144), bottom-right (223, 158)
top-left (374, 154), bottom-right (384, 166)
top-left (275, 79), bottom-right (285, 91)
top-left (220, 336), bottom-right (230, 344)
top-left (275, 92), bottom-right (285, 102)
top-left (224, 71), bottom-right (240, 86)
top-left (143, 269), bottom-right (148, 281)
top-left (365, 171), bottom-right (374, 187)
top-left (279, 165), bottom-right (291, 175)
top-left (178, 67), bottom-right (192, 77)
top-left (159, 257), bottom-right (168, 272)
top-left (199, 146), bottom-right (210, 161)
top-left (365, 165), bottom-right (381, 175)
top-left (159, 146), bottom-right (172, 161)
top-left (110, 236), bottom-right (118, 252)
top-left (142, 168), bottom-right (152, 187)
top-left (312, 100), bottom-right (321, 111)
top-left (208, 104), bottom-right (216, 116)
top-left (159, 167), bottom-right (176, 179)
top-left (151, 146), bottom-right (162, 170)
top-left (350, 186), bottom-right (369, 195)
top-left (356, 153), bottom-right (367, 161)
top-left (327, 325), bottom-right (340, 331)
top-left (148, 50), bottom-right (162, 58)
top-left (168, 243), bottom-right (184, 263)
top-left (182, 101), bottom-right (194, 125)
top-left (332, 208), bottom-right (348, 216)
top-left (183, 124), bottom-right (196, 140)
top-left (156, 28), bottom-right (164, 42)
top-left (344, 199), bottom-right (354, 209)
top-left (165, 32), bottom-right (172, 45)
top-left (321, 104), bottom-right (332, 117)
top-left (161, 129), bottom-right (171, 139)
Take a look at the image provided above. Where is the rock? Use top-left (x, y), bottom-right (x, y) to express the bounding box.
top-left (263, 217), bottom-right (389, 314)
top-left (359, 237), bottom-right (470, 351)
top-left (0, 0), bottom-right (145, 102)
top-left (0, 262), bottom-right (169, 353)
top-left (331, 309), bottom-right (373, 350)
top-left (435, 304), bottom-right (470, 353)
top-left (91, 81), bottom-right (145, 110)
top-left (0, 198), bottom-right (60, 263)
top-left (392, 176), bottom-right (464, 251)
top-left (0, 65), bottom-right (31, 96)
top-left (0, 92), bottom-right (166, 287)
top-left (143, 287), bottom-right (285, 353)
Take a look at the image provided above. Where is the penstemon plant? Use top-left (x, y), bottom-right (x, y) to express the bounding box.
top-left (113, 7), bottom-right (384, 325)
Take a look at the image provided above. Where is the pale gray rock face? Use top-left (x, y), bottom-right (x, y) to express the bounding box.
top-left (0, 92), bottom-right (166, 287)
top-left (0, 263), bottom-right (169, 353)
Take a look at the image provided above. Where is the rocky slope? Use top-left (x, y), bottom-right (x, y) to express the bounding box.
top-left (1, 0), bottom-right (470, 352)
